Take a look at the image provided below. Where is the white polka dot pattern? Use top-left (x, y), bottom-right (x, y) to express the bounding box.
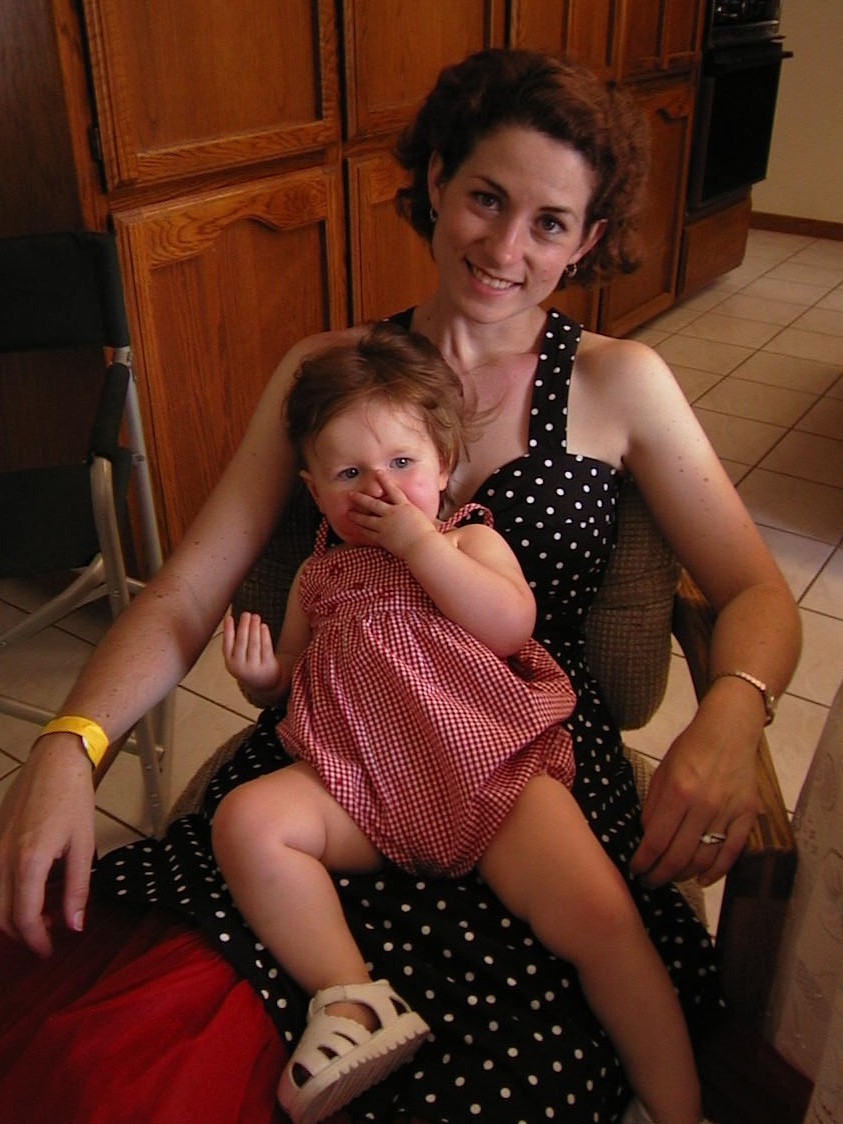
top-left (94, 309), bottom-right (725, 1123)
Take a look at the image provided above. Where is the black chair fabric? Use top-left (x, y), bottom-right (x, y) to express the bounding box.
top-left (0, 232), bottom-right (132, 579)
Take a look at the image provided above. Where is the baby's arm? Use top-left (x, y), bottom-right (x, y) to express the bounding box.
top-left (222, 568), bottom-right (311, 707)
top-left (351, 475), bottom-right (535, 656)
top-left (414, 521), bottom-right (536, 656)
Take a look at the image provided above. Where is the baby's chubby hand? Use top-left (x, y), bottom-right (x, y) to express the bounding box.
top-left (222, 610), bottom-right (281, 695)
top-left (349, 471), bottom-right (437, 559)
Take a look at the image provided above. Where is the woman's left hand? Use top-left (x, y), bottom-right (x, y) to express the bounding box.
top-left (629, 698), bottom-right (760, 888)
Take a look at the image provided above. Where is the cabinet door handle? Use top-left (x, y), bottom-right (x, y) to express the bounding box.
top-left (657, 93), bottom-right (692, 122)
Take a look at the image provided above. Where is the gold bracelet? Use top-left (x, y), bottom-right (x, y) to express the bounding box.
top-left (711, 670), bottom-right (777, 726)
top-left (41, 715), bottom-right (109, 768)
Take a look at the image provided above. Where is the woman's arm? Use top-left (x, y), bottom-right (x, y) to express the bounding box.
top-left (574, 335), bottom-right (801, 887)
top-left (351, 472), bottom-right (536, 656)
top-left (0, 329), bottom-right (356, 955)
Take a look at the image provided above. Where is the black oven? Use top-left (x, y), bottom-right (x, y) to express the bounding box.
top-left (687, 0), bottom-right (791, 210)
top-left (706, 0), bottom-right (782, 48)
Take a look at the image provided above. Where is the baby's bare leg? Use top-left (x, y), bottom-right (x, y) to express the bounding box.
top-left (479, 775), bottom-right (702, 1124)
top-left (212, 761), bottom-right (382, 1022)
top-left (214, 763), bottom-right (429, 1121)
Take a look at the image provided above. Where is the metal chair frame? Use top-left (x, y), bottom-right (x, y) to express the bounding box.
top-left (0, 231), bottom-right (173, 834)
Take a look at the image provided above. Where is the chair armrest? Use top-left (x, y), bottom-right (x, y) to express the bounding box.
top-left (89, 360), bottom-right (130, 460)
top-left (672, 570), bottom-right (797, 1025)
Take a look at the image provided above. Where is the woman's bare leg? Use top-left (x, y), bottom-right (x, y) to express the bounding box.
top-left (479, 775), bottom-right (702, 1124)
top-left (212, 761), bottom-right (382, 1025)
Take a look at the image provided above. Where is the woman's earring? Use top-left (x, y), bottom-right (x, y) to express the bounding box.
top-left (564, 261), bottom-right (578, 279)
top-left (429, 207), bottom-right (438, 225)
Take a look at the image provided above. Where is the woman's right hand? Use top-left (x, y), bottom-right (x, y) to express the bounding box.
top-left (0, 733), bottom-right (96, 957)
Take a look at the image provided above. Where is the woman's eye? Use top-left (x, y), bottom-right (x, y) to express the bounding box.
top-left (473, 191), bottom-right (499, 210)
top-left (537, 214), bottom-right (564, 235)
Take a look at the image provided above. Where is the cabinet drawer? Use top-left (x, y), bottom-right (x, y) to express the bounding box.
top-left (679, 195), bottom-right (751, 298)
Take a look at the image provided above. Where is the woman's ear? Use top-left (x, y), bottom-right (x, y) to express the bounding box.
top-left (570, 218), bottom-right (608, 267)
top-left (427, 151), bottom-right (445, 215)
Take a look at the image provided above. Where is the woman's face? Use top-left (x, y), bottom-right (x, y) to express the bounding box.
top-left (428, 125), bottom-right (606, 321)
top-left (300, 398), bottom-right (448, 544)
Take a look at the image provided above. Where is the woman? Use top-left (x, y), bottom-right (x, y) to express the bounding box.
top-left (0, 49), bottom-right (799, 1123)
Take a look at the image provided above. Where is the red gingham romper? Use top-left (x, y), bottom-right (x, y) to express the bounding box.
top-left (276, 504), bottom-right (576, 876)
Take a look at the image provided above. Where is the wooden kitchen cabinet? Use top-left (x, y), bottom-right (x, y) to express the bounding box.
top-left (346, 153), bottom-right (439, 325)
top-left (113, 167), bottom-right (346, 547)
top-left (510, 0), bottom-right (621, 78)
top-left (510, 0), bottom-right (701, 83)
top-left (83, 0), bottom-right (340, 190)
top-left (619, 0), bottom-right (703, 81)
top-left (343, 0), bottom-right (505, 140)
top-left (2, 0), bottom-right (718, 552)
top-left (599, 79), bottom-right (696, 337)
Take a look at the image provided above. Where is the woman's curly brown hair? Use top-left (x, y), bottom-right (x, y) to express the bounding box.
top-left (395, 49), bottom-right (650, 288)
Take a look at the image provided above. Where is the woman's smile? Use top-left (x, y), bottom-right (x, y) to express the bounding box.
top-left (467, 261), bottom-right (521, 291)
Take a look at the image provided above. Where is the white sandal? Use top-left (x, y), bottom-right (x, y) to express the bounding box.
top-left (277, 979), bottom-right (430, 1124)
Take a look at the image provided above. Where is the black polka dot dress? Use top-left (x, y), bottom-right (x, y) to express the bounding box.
top-left (94, 308), bottom-right (725, 1123)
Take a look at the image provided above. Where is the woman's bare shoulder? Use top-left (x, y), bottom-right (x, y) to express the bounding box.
top-left (576, 329), bottom-right (671, 384)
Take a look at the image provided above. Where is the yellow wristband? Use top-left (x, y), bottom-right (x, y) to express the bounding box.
top-left (41, 715), bottom-right (109, 768)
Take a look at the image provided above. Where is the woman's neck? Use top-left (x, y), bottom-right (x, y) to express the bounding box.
top-left (412, 296), bottom-right (546, 377)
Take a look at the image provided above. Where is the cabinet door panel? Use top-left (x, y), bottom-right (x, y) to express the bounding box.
top-left (510, 0), bottom-right (620, 78)
top-left (343, 0), bottom-right (504, 139)
top-left (347, 153), bottom-right (438, 323)
top-left (664, 0), bottom-right (703, 70)
top-left (621, 0), bottom-right (702, 80)
top-left (114, 168), bottom-right (346, 550)
top-left (83, 0), bottom-right (340, 188)
top-left (620, 1), bottom-right (662, 78)
top-left (599, 82), bottom-right (694, 337)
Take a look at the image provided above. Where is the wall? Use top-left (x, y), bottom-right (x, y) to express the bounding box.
top-left (752, 0), bottom-right (843, 224)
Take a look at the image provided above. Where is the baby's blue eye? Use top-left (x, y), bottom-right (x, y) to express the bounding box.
top-left (391, 456), bottom-right (412, 469)
top-left (339, 467), bottom-right (359, 480)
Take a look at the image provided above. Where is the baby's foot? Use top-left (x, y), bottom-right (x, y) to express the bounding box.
top-left (277, 979), bottom-right (430, 1124)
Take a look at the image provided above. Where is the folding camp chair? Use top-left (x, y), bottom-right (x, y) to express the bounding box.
top-left (0, 231), bottom-right (172, 834)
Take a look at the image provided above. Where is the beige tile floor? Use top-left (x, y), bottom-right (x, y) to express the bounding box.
top-left (2, 229), bottom-right (842, 930)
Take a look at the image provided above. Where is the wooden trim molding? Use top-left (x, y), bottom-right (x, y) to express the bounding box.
top-left (751, 211), bottom-right (843, 242)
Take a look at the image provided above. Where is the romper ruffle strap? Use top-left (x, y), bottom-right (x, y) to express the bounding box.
top-left (438, 502), bottom-right (494, 533)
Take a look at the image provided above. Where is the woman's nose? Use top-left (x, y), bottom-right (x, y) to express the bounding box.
top-left (487, 218), bottom-right (524, 265)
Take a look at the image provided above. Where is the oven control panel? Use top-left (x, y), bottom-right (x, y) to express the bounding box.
top-left (709, 0), bottom-right (782, 44)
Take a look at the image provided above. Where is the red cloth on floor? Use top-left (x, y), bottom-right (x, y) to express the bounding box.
top-left (0, 886), bottom-right (431, 1124)
top-left (0, 886), bottom-right (288, 1124)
